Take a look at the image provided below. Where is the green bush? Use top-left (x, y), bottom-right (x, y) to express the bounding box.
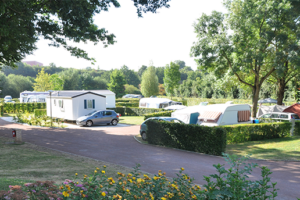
top-left (115, 102), bottom-right (139, 107)
top-left (144, 111), bottom-right (173, 120)
top-left (34, 109), bottom-right (47, 117)
top-left (223, 122), bottom-right (291, 144)
top-left (2, 103), bottom-right (46, 114)
top-left (0, 155), bottom-right (278, 200)
top-left (295, 121), bottom-right (300, 136)
top-left (0, 105), bottom-right (3, 116)
top-left (146, 120), bottom-right (226, 156)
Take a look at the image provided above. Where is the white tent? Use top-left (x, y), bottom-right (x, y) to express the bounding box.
top-left (258, 98), bottom-right (277, 104)
top-left (171, 105), bottom-right (206, 124)
top-left (164, 105), bottom-right (187, 110)
top-left (257, 105), bottom-right (288, 117)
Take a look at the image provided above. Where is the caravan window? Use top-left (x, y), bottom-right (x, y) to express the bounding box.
top-left (238, 110), bottom-right (250, 122)
top-left (140, 102), bottom-right (146, 107)
top-left (292, 114), bottom-right (300, 119)
top-left (59, 100), bottom-right (64, 108)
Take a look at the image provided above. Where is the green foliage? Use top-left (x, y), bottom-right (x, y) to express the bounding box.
top-left (2, 103), bottom-right (46, 114)
top-left (144, 111), bottom-right (173, 120)
top-left (163, 62), bottom-right (181, 98)
top-left (120, 65), bottom-right (141, 87)
top-left (0, 106), bottom-right (3, 117)
top-left (33, 68), bottom-right (51, 92)
top-left (297, 91), bottom-right (300, 102)
top-left (224, 122), bottom-right (291, 144)
top-left (49, 74), bottom-right (64, 90)
top-left (203, 154), bottom-right (278, 199)
top-left (115, 102), bottom-right (139, 107)
top-left (0, 154), bottom-right (279, 200)
top-left (146, 120), bottom-right (226, 156)
top-left (295, 121), bottom-right (300, 136)
top-left (124, 84), bottom-right (141, 95)
top-left (141, 66), bottom-right (159, 97)
top-left (34, 109), bottom-right (47, 117)
top-left (107, 69), bottom-right (126, 98)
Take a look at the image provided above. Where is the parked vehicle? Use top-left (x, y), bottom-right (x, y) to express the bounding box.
top-left (4, 99), bottom-right (15, 103)
top-left (122, 94), bottom-right (143, 98)
top-left (4, 95), bottom-right (12, 101)
top-left (258, 112), bottom-right (300, 122)
top-left (197, 103), bottom-right (251, 127)
top-left (76, 110), bottom-right (119, 127)
top-left (139, 98), bottom-right (182, 109)
top-left (139, 117), bottom-right (184, 140)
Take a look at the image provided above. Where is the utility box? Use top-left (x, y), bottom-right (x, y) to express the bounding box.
top-left (12, 129), bottom-right (22, 144)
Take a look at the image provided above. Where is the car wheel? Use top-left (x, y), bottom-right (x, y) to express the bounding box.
top-left (141, 132), bottom-right (147, 141)
top-left (86, 120), bottom-right (93, 127)
top-left (111, 119), bottom-right (118, 126)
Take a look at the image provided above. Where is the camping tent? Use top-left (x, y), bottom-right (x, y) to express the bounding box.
top-left (258, 98), bottom-right (277, 104)
top-left (171, 105), bottom-right (205, 124)
top-left (256, 105), bottom-right (288, 117)
top-left (283, 103), bottom-right (300, 118)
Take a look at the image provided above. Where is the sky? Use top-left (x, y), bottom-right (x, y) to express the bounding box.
top-left (24, 0), bottom-right (226, 71)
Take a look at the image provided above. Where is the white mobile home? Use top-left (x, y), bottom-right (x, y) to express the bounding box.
top-left (139, 98), bottom-right (182, 109)
top-left (46, 91), bottom-right (106, 120)
top-left (68, 90), bottom-right (116, 108)
top-left (197, 104), bottom-right (251, 126)
top-left (171, 105), bottom-right (206, 124)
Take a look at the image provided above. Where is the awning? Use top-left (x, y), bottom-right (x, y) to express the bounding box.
top-left (198, 111), bottom-right (222, 120)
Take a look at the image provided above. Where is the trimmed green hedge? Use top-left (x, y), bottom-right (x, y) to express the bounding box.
top-left (223, 122), bottom-right (291, 144)
top-left (295, 121), bottom-right (300, 136)
top-left (146, 120), bottom-right (226, 156)
top-left (0, 105), bottom-right (3, 116)
top-left (144, 111), bottom-right (173, 120)
top-left (116, 102), bottom-right (139, 107)
top-left (2, 103), bottom-right (46, 113)
top-left (34, 109), bottom-right (47, 117)
top-left (108, 107), bottom-right (164, 116)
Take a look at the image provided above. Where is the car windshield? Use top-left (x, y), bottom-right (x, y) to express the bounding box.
top-left (85, 110), bottom-right (97, 116)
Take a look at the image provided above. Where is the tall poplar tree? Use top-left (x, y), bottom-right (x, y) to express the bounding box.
top-left (33, 68), bottom-right (51, 92)
top-left (141, 66), bottom-right (159, 97)
top-left (163, 62), bottom-right (180, 98)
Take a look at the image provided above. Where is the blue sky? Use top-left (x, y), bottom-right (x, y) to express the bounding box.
top-left (24, 0), bottom-right (226, 71)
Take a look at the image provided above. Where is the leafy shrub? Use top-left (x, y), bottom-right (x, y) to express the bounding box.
top-left (146, 120), bottom-right (226, 156)
top-left (144, 111), bottom-right (173, 120)
top-left (0, 154), bottom-right (278, 200)
top-left (13, 113), bottom-right (64, 127)
top-left (0, 105), bottom-right (3, 116)
top-left (223, 122), bottom-right (291, 144)
top-left (295, 121), bottom-right (300, 136)
top-left (115, 102), bottom-right (139, 107)
top-left (34, 109), bottom-right (47, 117)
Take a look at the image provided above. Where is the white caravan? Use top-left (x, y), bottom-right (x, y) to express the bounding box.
top-left (139, 98), bottom-right (182, 109)
top-left (197, 104), bottom-right (251, 126)
top-left (26, 95), bottom-right (47, 103)
top-left (20, 91), bottom-right (50, 103)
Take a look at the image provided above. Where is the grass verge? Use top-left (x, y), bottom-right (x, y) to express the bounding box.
top-left (119, 116), bottom-right (144, 125)
top-left (0, 136), bottom-right (139, 191)
top-left (226, 136), bottom-right (300, 161)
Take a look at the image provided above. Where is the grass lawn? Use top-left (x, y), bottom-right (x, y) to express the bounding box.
top-left (226, 136), bottom-right (300, 161)
top-left (0, 136), bottom-right (138, 191)
top-left (118, 116), bottom-right (144, 125)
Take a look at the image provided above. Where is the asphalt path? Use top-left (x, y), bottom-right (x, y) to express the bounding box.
top-left (0, 119), bottom-right (299, 199)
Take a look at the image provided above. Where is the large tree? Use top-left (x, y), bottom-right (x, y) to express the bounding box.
top-left (120, 65), bottom-right (140, 87)
top-left (163, 62), bottom-right (180, 98)
top-left (33, 68), bottom-right (51, 92)
top-left (0, 0), bottom-right (171, 68)
top-left (141, 66), bottom-right (159, 97)
top-left (190, 0), bottom-right (298, 117)
top-left (107, 69), bottom-right (126, 98)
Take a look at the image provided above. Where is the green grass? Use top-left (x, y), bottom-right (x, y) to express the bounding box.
top-left (119, 116), bottom-right (144, 125)
top-left (226, 136), bottom-right (300, 161)
top-left (0, 136), bottom-right (138, 191)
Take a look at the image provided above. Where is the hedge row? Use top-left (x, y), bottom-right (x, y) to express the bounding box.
top-left (223, 122), bottom-right (291, 144)
top-left (144, 111), bottom-right (173, 120)
top-left (34, 109), bottom-right (47, 117)
top-left (108, 107), bottom-right (164, 116)
top-left (146, 120), bottom-right (226, 156)
top-left (2, 103), bottom-right (46, 113)
top-left (115, 102), bottom-right (139, 107)
top-left (295, 121), bottom-right (300, 135)
top-left (0, 105), bottom-right (3, 116)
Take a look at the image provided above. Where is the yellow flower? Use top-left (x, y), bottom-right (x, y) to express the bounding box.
top-left (103, 165), bottom-right (106, 168)
top-left (94, 170), bottom-right (97, 173)
top-left (158, 173), bottom-right (162, 176)
top-left (75, 173), bottom-right (78, 176)
top-left (126, 189), bottom-right (130, 193)
top-left (128, 173), bottom-right (132, 176)
top-left (132, 177), bottom-right (136, 180)
top-left (82, 194), bottom-right (86, 197)
top-left (161, 197), bottom-right (167, 200)
top-left (192, 194), bottom-right (197, 199)
top-left (59, 186), bottom-right (64, 189)
top-left (205, 188), bottom-right (208, 192)
top-left (96, 167), bottom-right (100, 170)
top-left (119, 182), bottom-right (122, 185)
top-left (181, 167), bottom-right (185, 171)
top-left (137, 178), bottom-right (142, 183)
top-left (101, 192), bottom-right (106, 196)
top-left (80, 190), bottom-right (83, 193)
top-left (102, 170), bottom-right (105, 174)
top-left (63, 191), bottom-right (70, 197)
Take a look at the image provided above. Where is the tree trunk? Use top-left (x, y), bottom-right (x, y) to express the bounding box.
top-left (252, 77), bottom-right (260, 118)
top-left (277, 78), bottom-right (286, 105)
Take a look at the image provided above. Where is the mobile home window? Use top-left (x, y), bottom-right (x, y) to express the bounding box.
top-left (59, 100), bottom-right (64, 108)
top-left (54, 99), bottom-right (56, 106)
top-left (84, 99), bottom-right (95, 109)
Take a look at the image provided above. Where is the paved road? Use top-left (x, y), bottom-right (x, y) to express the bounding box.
top-left (0, 119), bottom-right (299, 199)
